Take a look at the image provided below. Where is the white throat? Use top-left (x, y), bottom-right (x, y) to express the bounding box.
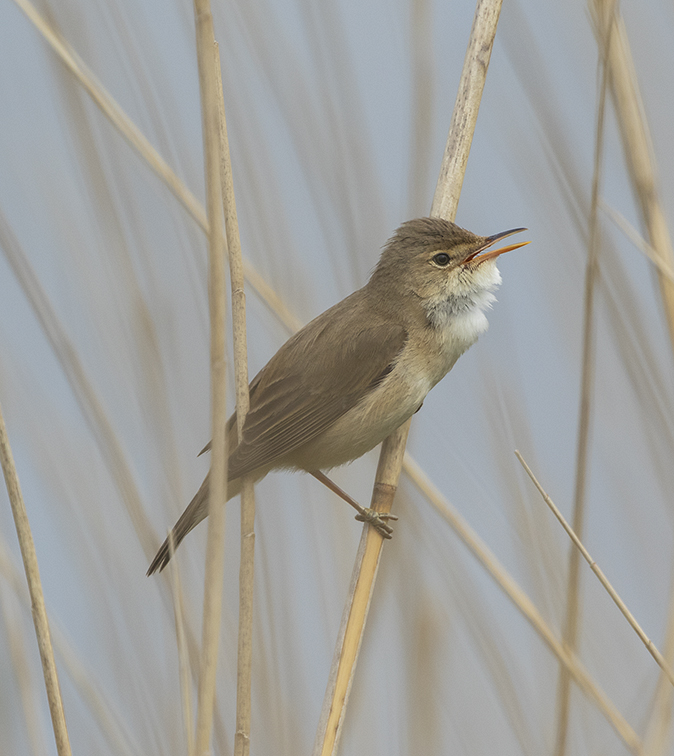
top-left (423, 263), bottom-right (502, 346)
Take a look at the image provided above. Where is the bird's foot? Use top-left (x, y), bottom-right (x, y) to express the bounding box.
top-left (309, 470), bottom-right (398, 539)
top-left (354, 508), bottom-right (398, 539)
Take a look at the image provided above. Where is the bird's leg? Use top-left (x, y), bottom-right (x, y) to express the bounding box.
top-left (309, 470), bottom-right (398, 539)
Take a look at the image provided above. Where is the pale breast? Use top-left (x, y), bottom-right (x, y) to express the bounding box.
top-left (288, 335), bottom-right (450, 472)
top-left (286, 351), bottom-right (425, 471)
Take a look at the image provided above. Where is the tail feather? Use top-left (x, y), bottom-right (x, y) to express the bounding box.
top-left (147, 476), bottom-right (210, 575)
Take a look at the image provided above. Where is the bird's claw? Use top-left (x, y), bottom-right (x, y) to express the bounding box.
top-left (354, 508), bottom-right (398, 538)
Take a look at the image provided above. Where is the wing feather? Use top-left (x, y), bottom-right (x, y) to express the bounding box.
top-left (226, 293), bottom-right (406, 479)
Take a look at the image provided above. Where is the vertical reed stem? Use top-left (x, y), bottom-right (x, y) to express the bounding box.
top-left (192, 1), bottom-right (228, 753)
top-left (213, 46), bottom-right (256, 756)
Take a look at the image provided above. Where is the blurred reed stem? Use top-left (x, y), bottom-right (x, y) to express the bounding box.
top-left (0, 571), bottom-right (49, 755)
top-left (0, 209), bottom-right (156, 557)
top-left (600, 201), bottom-right (674, 284)
top-left (168, 532), bottom-right (195, 756)
top-left (409, 0), bottom-right (434, 215)
top-left (11, 0), bottom-right (300, 335)
top-left (555, 4), bottom-right (614, 753)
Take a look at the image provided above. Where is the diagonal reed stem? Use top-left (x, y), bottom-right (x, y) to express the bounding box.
top-left (517, 450), bottom-right (674, 689)
top-left (312, 2), bottom-right (505, 754)
top-left (0, 401), bottom-right (72, 756)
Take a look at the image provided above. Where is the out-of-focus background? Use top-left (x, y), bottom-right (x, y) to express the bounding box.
top-left (1, 0), bottom-right (673, 754)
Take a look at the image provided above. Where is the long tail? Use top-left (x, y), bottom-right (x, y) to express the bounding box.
top-left (147, 476), bottom-right (210, 575)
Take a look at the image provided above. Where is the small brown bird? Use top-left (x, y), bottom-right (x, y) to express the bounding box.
top-left (147, 217), bottom-right (528, 574)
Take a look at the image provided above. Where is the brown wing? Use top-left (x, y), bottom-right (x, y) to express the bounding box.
top-left (226, 292), bottom-right (406, 479)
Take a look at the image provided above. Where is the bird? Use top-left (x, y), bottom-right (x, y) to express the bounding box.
top-left (147, 216), bottom-right (528, 574)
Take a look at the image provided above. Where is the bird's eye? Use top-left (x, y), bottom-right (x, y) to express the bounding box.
top-left (432, 252), bottom-right (451, 267)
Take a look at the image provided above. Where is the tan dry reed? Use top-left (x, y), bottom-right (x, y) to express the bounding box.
top-left (214, 43), bottom-right (257, 756)
top-left (192, 2), bottom-right (229, 754)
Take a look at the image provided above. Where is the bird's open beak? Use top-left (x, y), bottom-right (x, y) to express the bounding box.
top-left (465, 227), bottom-right (530, 263)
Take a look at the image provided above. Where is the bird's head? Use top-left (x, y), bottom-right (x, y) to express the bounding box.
top-left (369, 217), bottom-right (529, 327)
